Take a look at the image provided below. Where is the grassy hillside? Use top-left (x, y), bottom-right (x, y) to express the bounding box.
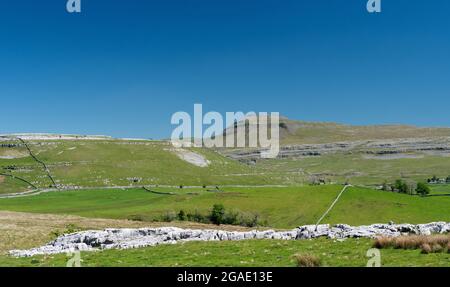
top-left (219, 118), bottom-right (450, 186)
top-left (0, 176), bottom-right (30, 195)
top-left (2, 118), bottom-right (450, 195)
top-left (0, 139), bottom-right (273, 193)
top-left (0, 185), bottom-right (448, 228)
top-left (257, 154), bottom-right (450, 185)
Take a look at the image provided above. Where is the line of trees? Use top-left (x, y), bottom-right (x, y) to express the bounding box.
top-left (158, 204), bottom-right (266, 227)
top-left (381, 179), bottom-right (430, 196)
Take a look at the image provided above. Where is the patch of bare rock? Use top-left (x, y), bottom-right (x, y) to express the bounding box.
top-left (10, 222), bottom-right (450, 257)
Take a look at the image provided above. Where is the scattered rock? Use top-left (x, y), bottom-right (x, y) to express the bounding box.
top-left (172, 148), bottom-right (210, 167)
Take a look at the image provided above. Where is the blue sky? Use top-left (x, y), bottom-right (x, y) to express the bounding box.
top-left (1, 0), bottom-right (450, 138)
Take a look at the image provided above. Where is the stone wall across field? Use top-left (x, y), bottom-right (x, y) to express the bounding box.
top-left (10, 222), bottom-right (450, 257)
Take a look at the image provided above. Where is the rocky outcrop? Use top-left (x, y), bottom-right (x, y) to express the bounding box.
top-left (223, 137), bottom-right (450, 161)
top-left (9, 222), bottom-right (450, 257)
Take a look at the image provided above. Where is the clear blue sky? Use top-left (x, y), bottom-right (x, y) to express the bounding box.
top-left (1, 0), bottom-right (450, 138)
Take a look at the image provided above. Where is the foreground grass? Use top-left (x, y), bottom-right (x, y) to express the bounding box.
top-left (0, 185), bottom-right (449, 229)
top-left (1, 238), bottom-right (449, 267)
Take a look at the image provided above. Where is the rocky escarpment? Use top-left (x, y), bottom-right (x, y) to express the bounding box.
top-left (223, 137), bottom-right (450, 161)
top-left (10, 222), bottom-right (450, 257)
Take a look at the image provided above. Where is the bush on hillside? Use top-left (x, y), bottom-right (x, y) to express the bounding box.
top-left (210, 204), bottom-right (225, 225)
top-left (177, 209), bottom-right (187, 221)
top-left (158, 205), bottom-right (265, 227)
top-left (416, 182), bottom-right (431, 197)
top-left (394, 179), bottom-right (409, 194)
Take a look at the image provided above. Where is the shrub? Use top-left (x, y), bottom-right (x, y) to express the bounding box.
top-left (186, 210), bottom-right (209, 224)
top-left (177, 210), bottom-right (187, 221)
top-left (128, 214), bottom-right (144, 221)
top-left (421, 243), bottom-right (432, 254)
top-left (293, 253), bottom-right (321, 267)
top-left (161, 211), bottom-right (177, 222)
top-left (245, 213), bottom-right (261, 228)
top-left (416, 182), bottom-right (430, 197)
top-left (394, 179), bottom-right (409, 194)
top-left (222, 210), bottom-right (240, 225)
top-left (155, 205), bottom-right (266, 227)
top-left (210, 204), bottom-right (225, 225)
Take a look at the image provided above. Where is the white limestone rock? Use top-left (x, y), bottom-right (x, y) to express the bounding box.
top-left (9, 222), bottom-right (449, 257)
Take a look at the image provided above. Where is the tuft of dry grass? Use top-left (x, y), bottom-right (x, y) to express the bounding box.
top-left (293, 253), bottom-right (321, 267)
top-left (421, 243), bottom-right (432, 254)
top-left (373, 236), bottom-right (393, 249)
top-left (431, 244), bottom-right (443, 253)
top-left (374, 234), bottom-right (450, 254)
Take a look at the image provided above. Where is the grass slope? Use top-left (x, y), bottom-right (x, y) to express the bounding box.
top-left (257, 154), bottom-right (450, 185)
top-left (0, 140), bottom-right (272, 193)
top-left (0, 176), bottom-right (30, 195)
top-left (2, 130), bottom-right (450, 194)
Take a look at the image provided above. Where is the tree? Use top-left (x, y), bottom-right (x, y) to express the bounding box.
top-left (394, 179), bottom-right (409, 194)
top-left (416, 182), bottom-right (431, 197)
top-left (210, 204), bottom-right (225, 225)
top-left (406, 181), bottom-right (417, 195)
top-left (446, 176), bottom-right (450, 183)
top-left (177, 210), bottom-right (186, 221)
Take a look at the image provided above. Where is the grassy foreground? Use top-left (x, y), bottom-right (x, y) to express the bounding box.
top-left (0, 185), bottom-right (449, 228)
top-left (1, 238), bottom-right (449, 267)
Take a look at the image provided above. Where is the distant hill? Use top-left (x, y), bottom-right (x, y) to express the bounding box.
top-left (221, 116), bottom-right (450, 146)
top-left (278, 118), bottom-right (450, 145)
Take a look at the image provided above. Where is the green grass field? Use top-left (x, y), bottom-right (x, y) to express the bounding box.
top-left (1, 238), bottom-right (449, 267)
top-left (257, 154), bottom-right (450, 185)
top-left (0, 185), bottom-right (448, 228)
